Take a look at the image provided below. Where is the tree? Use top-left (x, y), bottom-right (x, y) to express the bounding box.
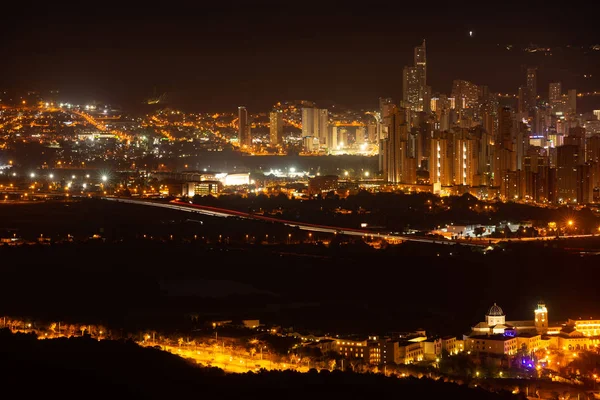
top-left (328, 359), bottom-right (336, 371)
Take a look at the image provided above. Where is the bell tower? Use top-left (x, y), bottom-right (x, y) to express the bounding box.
top-left (535, 301), bottom-right (548, 334)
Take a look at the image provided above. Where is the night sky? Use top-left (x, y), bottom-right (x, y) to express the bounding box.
top-left (1, 2), bottom-right (598, 112)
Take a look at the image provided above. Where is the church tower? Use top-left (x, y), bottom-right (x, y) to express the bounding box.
top-left (535, 301), bottom-right (548, 334)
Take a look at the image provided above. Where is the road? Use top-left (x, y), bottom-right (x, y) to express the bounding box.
top-left (141, 343), bottom-right (307, 373)
top-left (101, 197), bottom-right (487, 247)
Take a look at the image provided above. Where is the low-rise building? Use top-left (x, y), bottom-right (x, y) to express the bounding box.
top-left (308, 175), bottom-right (338, 195)
top-left (568, 318), bottom-right (600, 337)
top-left (385, 340), bottom-right (424, 364)
top-left (442, 336), bottom-right (459, 355)
top-left (335, 338), bottom-right (368, 360)
top-left (516, 333), bottom-right (542, 353)
top-left (423, 337), bottom-right (442, 360)
top-left (185, 180), bottom-right (222, 196)
top-left (465, 335), bottom-right (518, 356)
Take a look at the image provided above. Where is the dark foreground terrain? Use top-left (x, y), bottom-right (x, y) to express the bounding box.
top-left (0, 329), bottom-right (519, 400)
top-left (1, 199), bottom-right (600, 336)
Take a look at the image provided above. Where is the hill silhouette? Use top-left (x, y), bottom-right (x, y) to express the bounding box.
top-left (0, 329), bottom-right (520, 399)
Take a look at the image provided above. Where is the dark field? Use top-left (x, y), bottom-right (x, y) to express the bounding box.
top-left (1, 199), bottom-right (600, 338)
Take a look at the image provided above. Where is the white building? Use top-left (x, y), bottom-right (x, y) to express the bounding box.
top-left (302, 108), bottom-right (328, 148)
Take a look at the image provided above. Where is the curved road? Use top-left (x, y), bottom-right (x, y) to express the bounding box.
top-left (101, 197), bottom-right (486, 247)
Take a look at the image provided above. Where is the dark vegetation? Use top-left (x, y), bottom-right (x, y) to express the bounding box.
top-left (1, 200), bottom-right (600, 338)
top-left (193, 191), bottom-right (600, 233)
top-left (0, 329), bottom-right (520, 400)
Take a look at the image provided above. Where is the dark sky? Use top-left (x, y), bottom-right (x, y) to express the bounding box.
top-left (1, 1), bottom-right (598, 112)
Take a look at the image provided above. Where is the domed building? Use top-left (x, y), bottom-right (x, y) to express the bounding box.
top-left (470, 301), bottom-right (560, 336)
top-left (466, 302), bottom-right (598, 357)
top-left (472, 303), bottom-right (512, 335)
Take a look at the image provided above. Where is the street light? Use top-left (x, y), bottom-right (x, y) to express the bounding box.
top-left (101, 175), bottom-right (108, 183)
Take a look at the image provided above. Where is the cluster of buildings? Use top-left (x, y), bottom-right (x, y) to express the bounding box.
top-left (151, 170), bottom-right (251, 197)
top-left (378, 41), bottom-right (600, 204)
top-left (298, 302), bottom-right (600, 367)
top-left (234, 40), bottom-right (600, 204)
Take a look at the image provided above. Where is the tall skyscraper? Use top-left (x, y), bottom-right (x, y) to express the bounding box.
top-left (382, 105), bottom-right (416, 183)
top-left (451, 80), bottom-right (479, 111)
top-left (549, 82), bottom-right (562, 106)
top-left (556, 144), bottom-right (580, 203)
top-left (238, 106), bottom-right (251, 147)
top-left (402, 66), bottom-right (420, 111)
top-left (567, 89), bottom-right (577, 114)
top-left (301, 108), bottom-right (329, 148)
top-left (414, 40), bottom-right (426, 84)
top-left (402, 40), bottom-right (427, 112)
top-left (526, 67), bottom-right (537, 104)
top-left (431, 131), bottom-right (454, 188)
top-left (415, 40), bottom-right (426, 108)
top-left (269, 111), bottom-right (283, 146)
top-left (453, 130), bottom-right (481, 187)
top-left (518, 86), bottom-right (531, 114)
top-left (497, 106), bottom-right (514, 150)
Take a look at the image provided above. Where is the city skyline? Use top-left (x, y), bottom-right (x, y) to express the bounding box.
top-left (0, 3), bottom-right (598, 111)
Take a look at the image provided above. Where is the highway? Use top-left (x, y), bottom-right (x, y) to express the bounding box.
top-left (101, 197), bottom-right (486, 247)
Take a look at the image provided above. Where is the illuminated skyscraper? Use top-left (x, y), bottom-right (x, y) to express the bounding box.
top-left (414, 40), bottom-right (426, 85)
top-left (453, 130), bottom-right (481, 186)
top-left (302, 108), bottom-right (329, 148)
top-left (382, 106), bottom-right (416, 183)
top-left (556, 144), bottom-right (580, 203)
top-left (238, 106), bottom-right (251, 147)
top-left (497, 106), bottom-right (514, 150)
top-left (451, 80), bottom-right (479, 111)
top-left (402, 40), bottom-right (427, 112)
top-left (518, 86), bottom-right (531, 114)
top-left (526, 67), bottom-right (537, 104)
top-left (431, 131), bottom-right (454, 188)
top-left (269, 111), bottom-right (283, 145)
top-left (549, 82), bottom-right (562, 106)
top-left (567, 89), bottom-right (577, 114)
top-left (403, 66), bottom-right (420, 111)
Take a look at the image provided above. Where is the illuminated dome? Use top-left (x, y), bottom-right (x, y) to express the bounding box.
top-left (487, 303), bottom-right (504, 316)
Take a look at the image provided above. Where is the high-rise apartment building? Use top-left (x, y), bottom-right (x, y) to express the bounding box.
top-left (302, 108), bottom-right (329, 148)
top-left (497, 106), bottom-right (514, 150)
top-left (269, 111), bottom-right (284, 146)
top-left (556, 144), bottom-right (580, 203)
top-left (402, 40), bottom-right (427, 112)
top-left (527, 67), bottom-right (537, 105)
top-left (453, 131), bottom-right (481, 186)
top-left (403, 66), bottom-right (420, 111)
top-left (431, 131), bottom-right (454, 187)
top-left (382, 106), bottom-right (416, 183)
top-left (549, 82), bottom-right (562, 106)
top-left (414, 40), bottom-right (426, 87)
top-left (567, 89), bottom-right (577, 114)
top-left (451, 80), bottom-right (479, 111)
top-left (238, 106), bottom-right (251, 147)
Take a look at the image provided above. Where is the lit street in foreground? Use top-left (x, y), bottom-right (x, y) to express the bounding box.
top-left (146, 343), bottom-right (308, 374)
